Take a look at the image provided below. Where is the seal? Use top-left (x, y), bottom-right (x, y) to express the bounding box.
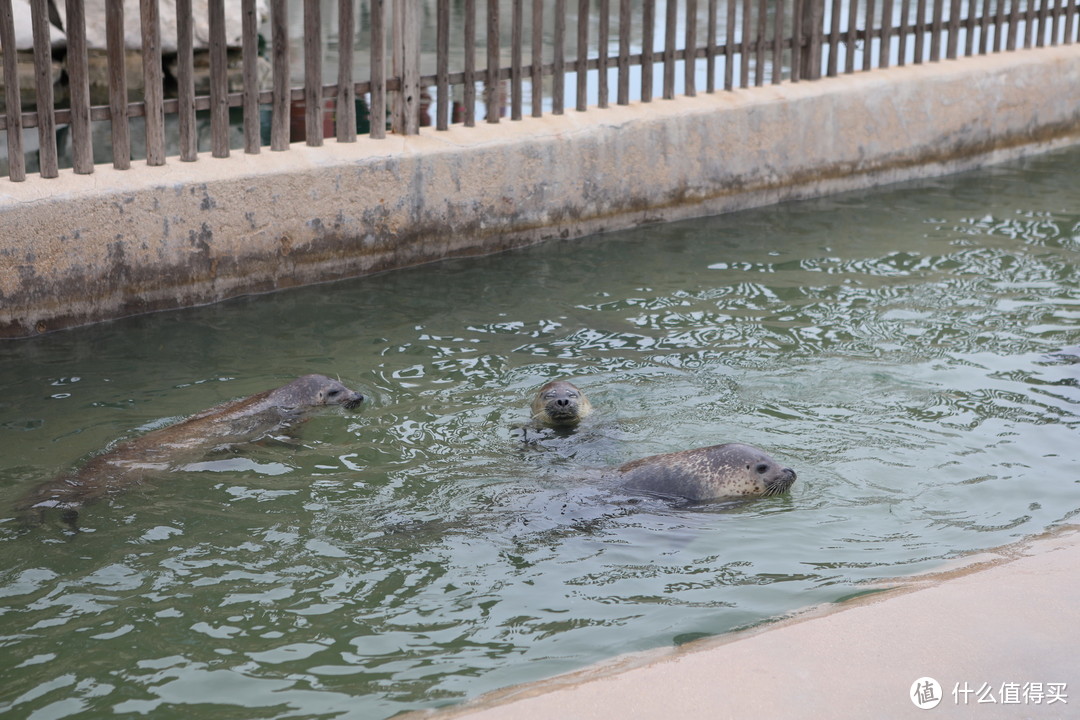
top-left (530, 380), bottom-right (593, 428)
top-left (18, 374), bottom-right (364, 526)
top-left (612, 442), bottom-right (796, 502)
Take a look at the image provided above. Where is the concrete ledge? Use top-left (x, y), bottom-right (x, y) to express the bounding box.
top-left (416, 526), bottom-right (1080, 720)
top-left (2, 45), bottom-right (1079, 338)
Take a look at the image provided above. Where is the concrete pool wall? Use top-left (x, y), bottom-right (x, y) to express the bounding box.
top-left (2, 45), bottom-right (1079, 338)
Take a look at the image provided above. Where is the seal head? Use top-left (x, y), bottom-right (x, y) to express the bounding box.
top-left (530, 380), bottom-right (594, 428)
top-left (616, 442), bottom-right (796, 503)
top-left (274, 374), bottom-right (365, 412)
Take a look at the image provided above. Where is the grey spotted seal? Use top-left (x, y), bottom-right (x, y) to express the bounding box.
top-left (530, 380), bottom-right (593, 428)
top-left (19, 374), bottom-right (364, 526)
top-left (610, 442), bottom-right (796, 502)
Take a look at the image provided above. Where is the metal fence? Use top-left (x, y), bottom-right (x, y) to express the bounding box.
top-left (1, 0), bottom-right (1077, 182)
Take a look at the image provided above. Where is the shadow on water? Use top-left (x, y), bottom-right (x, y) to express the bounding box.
top-left (0, 146), bottom-right (1078, 718)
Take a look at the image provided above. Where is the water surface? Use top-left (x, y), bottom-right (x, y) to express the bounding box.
top-left (1, 147), bottom-right (1078, 719)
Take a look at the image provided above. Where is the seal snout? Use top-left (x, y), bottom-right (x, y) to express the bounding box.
top-left (766, 467), bottom-right (797, 496)
top-left (343, 394), bottom-right (364, 411)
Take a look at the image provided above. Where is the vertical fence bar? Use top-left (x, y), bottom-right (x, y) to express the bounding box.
top-left (65, 0), bottom-right (93, 173)
top-left (140, 0), bottom-right (165, 166)
top-left (618, 0), bottom-right (631, 103)
top-left (964, 0), bottom-right (977, 54)
top-left (1065, 0), bottom-right (1077, 43)
top-left (337, 0), bottom-right (356, 141)
top-left (862, 0), bottom-right (875, 70)
top-left (706, 0), bottom-right (717, 92)
top-left (946, 0), bottom-right (960, 57)
top-left (994, 0), bottom-right (1007, 51)
top-left (436, 0), bottom-right (449, 128)
top-left (880, 0), bottom-right (894, 66)
top-left (577, 0), bottom-right (588, 110)
top-left (725, 0), bottom-right (736, 87)
top-left (486, 0), bottom-right (500, 121)
top-left (105, 0), bottom-right (129, 168)
top-left (243, 0), bottom-right (262, 150)
top-left (930, 0), bottom-right (943, 60)
top-left (395, 0), bottom-right (420, 132)
top-left (176, 0), bottom-right (196, 160)
top-left (371, 0), bottom-right (388, 138)
top-left (1035, 0), bottom-right (1049, 45)
top-left (803, 0), bottom-right (824, 78)
top-left (1051, 0), bottom-right (1062, 44)
top-left (641, 0), bottom-right (654, 100)
top-left (685, 0), bottom-right (697, 96)
top-left (511, 0), bottom-right (523, 119)
top-left (31, 0), bottom-right (57, 177)
top-left (663, 0), bottom-right (676, 97)
top-left (463, 0), bottom-right (475, 125)
top-left (845, 0), bottom-right (858, 70)
top-left (304, 0), bottom-right (323, 144)
top-left (914, 0), bottom-right (927, 60)
top-left (209, 0), bottom-right (229, 156)
top-left (898, 0), bottom-right (911, 63)
top-left (772, 0), bottom-right (784, 83)
top-left (740, 0), bottom-right (751, 85)
top-left (270, 0), bottom-right (289, 148)
top-left (978, 0), bottom-right (991, 53)
top-left (755, 0), bottom-right (767, 85)
top-left (598, 0), bottom-right (609, 107)
top-left (0, 0), bottom-right (25, 181)
top-left (552, 0), bottom-right (564, 113)
top-left (532, 0), bottom-right (544, 115)
top-left (827, 0), bottom-right (842, 75)
top-left (1006, 0), bottom-right (1019, 49)
top-left (1023, 0), bottom-right (1035, 47)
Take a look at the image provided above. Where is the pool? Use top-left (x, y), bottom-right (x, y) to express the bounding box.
top-left (1, 146), bottom-right (1077, 719)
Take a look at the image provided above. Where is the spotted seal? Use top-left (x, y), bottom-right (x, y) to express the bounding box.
top-left (19, 374), bottom-right (364, 526)
top-left (530, 380), bottom-right (593, 428)
top-left (611, 442), bottom-right (796, 502)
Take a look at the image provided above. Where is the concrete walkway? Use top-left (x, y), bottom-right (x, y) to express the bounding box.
top-left (428, 526), bottom-right (1079, 720)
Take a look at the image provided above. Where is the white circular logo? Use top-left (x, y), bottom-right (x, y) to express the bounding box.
top-left (911, 677), bottom-right (943, 709)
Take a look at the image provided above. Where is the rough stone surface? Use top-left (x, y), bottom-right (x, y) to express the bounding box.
top-left (2, 46), bottom-right (1079, 338)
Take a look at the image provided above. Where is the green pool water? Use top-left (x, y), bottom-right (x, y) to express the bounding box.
top-left (1, 147), bottom-right (1077, 719)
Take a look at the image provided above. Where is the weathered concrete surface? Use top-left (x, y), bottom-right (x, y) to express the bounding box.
top-left (2, 45), bottom-right (1079, 338)
top-left (418, 526), bottom-right (1080, 720)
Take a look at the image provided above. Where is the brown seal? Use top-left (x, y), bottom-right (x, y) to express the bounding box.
top-left (612, 442), bottom-right (796, 502)
top-left (529, 380), bottom-right (594, 428)
top-left (19, 374), bottom-right (364, 525)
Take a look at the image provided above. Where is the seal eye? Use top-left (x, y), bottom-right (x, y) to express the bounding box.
top-left (755, 463), bottom-right (770, 474)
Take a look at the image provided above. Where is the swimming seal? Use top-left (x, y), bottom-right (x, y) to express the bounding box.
top-left (19, 374), bottom-right (364, 525)
top-left (530, 380), bottom-right (593, 428)
top-left (612, 442), bottom-right (796, 502)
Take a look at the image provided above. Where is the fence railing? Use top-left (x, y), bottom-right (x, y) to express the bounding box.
top-left (1, 0), bottom-right (1077, 182)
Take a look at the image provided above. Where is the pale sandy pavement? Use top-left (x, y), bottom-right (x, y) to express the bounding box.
top-left (417, 526), bottom-right (1079, 720)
